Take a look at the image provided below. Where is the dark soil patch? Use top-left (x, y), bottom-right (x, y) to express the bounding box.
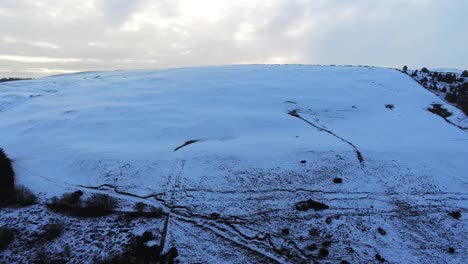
top-left (295, 199), bottom-right (329, 211)
top-left (174, 140), bottom-right (200, 151)
top-left (448, 211), bottom-right (461, 220)
top-left (333, 178), bottom-right (343, 184)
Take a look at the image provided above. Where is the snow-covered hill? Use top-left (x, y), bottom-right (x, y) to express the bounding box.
top-left (1, 65), bottom-right (467, 263)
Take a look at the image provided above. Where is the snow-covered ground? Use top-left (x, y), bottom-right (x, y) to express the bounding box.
top-left (0, 65), bottom-right (467, 263)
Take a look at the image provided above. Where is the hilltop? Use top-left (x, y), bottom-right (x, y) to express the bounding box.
top-left (0, 65), bottom-right (467, 263)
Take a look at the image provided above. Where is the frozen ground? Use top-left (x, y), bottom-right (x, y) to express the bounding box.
top-left (0, 65), bottom-right (467, 263)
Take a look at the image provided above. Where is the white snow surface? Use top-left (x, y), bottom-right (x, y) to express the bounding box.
top-left (0, 65), bottom-right (467, 263)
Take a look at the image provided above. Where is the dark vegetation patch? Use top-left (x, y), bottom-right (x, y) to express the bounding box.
top-left (41, 220), bottom-right (65, 241)
top-left (281, 228), bottom-right (290, 235)
top-left (0, 227), bottom-right (15, 251)
top-left (98, 231), bottom-right (178, 264)
top-left (295, 199), bottom-right (329, 211)
top-left (375, 253), bottom-right (386, 263)
top-left (377, 227), bottom-right (387, 236)
top-left (448, 211), bottom-right (461, 220)
top-left (318, 247), bottom-right (329, 258)
top-left (174, 140), bottom-right (200, 151)
top-left (333, 177), bottom-right (343, 184)
top-left (325, 217), bottom-right (332, 224)
top-left (403, 66), bottom-right (468, 115)
top-left (0, 148), bottom-right (37, 207)
top-left (300, 160), bottom-right (307, 164)
top-left (448, 247), bottom-right (456, 254)
top-left (124, 206), bottom-right (165, 219)
top-left (309, 228), bottom-right (320, 237)
top-left (133, 202), bottom-right (147, 213)
top-left (48, 191), bottom-right (165, 218)
top-left (322, 241), bottom-right (332, 248)
top-left (306, 244), bottom-right (317, 251)
top-left (427, 104), bottom-right (452, 118)
top-left (0, 78), bottom-right (32, 83)
top-left (209, 213), bottom-right (220, 220)
top-left (385, 104), bottom-right (394, 110)
top-left (0, 148), bottom-right (16, 206)
top-left (15, 185), bottom-right (38, 206)
top-left (446, 82), bottom-right (468, 115)
top-left (48, 192), bottom-right (118, 217)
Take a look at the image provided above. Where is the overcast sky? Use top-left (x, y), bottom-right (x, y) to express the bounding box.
top-left (0, 0), bottom-right (467, 77)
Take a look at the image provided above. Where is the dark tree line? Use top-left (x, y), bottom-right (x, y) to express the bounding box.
top-left (0, 78), bottom-right (32, 83)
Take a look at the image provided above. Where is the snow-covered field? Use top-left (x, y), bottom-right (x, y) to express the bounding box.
top-left (0, 65), bottom-right (467, 263)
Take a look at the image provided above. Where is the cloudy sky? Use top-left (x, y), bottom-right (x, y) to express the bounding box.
top-left (0, 0), bottom-right (467, 77)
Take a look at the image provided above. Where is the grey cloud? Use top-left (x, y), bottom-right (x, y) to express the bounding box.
top-left (0, 0), bottom-right (466, 77)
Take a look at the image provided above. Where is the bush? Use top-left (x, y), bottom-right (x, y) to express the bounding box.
top-left (133, 202), bottom-right (147, 213)
top-left (84, 193), bottom-right (118, 212)
top-left (98, 231), bottom-right (178, 264)
top-left (15, 185), bottom-right (37, 206)
top-left (0, 148), bottom-right (16, 206)
top-left (428, 104), bottom-right (452, 118)
top-left (421, 67), bottom-right (430, 73)
top-left (385, 104), bottom-right (394, 110)
top-left (411, 70), bottom-right (418, 77)
top-left (0, 227), bottom-right (15, 251)
top-left (41, 220), bottom-right (65, 241)
top-left (462, 70), bottom-right (468, 78)
top-left (402, 66), bottom-right (408, 73)
top-left (54, 190), bottom-right (83, 206)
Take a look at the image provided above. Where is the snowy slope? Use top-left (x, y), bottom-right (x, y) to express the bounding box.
top-left (0, 65), bottom-right (467, 263)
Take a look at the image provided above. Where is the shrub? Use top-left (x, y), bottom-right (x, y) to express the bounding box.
top-left (15, 185), bottom-right (37, 206)
top-left (0, 227), bottom-right (15, 251)
top-left (421, 67), bottom-right (429, 73)
top-left (385, 104), bottom-right (394, 110)
top-left (0, 148), bottom-right (16, 206)
top-left (462, 70), bottom-right (468, 78)
top-left (41, 220), bottom-right (65, 241)
top-left (133, 202), bottom-right (147, 213)
top-left (49, 190), bottom-right (83, 207)
top-left (411, 70), bottom-right (418, 77)
top-left (402, 66), bottom-right (408, 73)
top-left (149, 206), bottom-right (163, 215)
top-left (84, 193), bottom-right (118, 212)
top-left (428, 104), bottom-right (452, 118)
top-left (295, 199), bottom-right (329, 211)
